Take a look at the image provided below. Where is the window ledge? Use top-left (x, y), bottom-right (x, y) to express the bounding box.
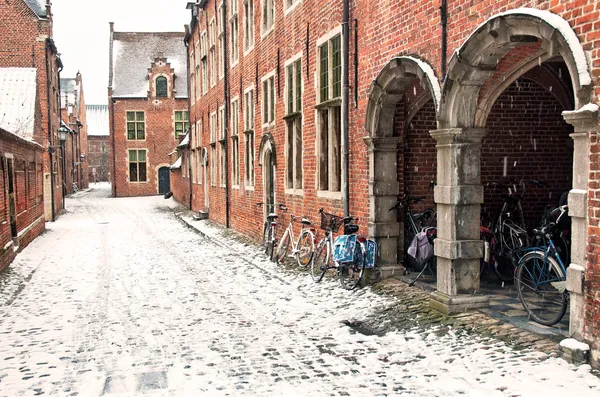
top-left (245, 185), bottom-right (255, 192)
top-left (285, 188), bottom-right (304, 197)
top-left (243, 46), bottom-right (254, 57)
top-left (282, 111), bottom-right (302, 121)
top-left (315, 97), bottom-right (342, 110)
top-left (284, 0), bottom-right (302, 16)
top-left (261, 27), bottom-right (274, 40)
top-left (261, 122), bottom-right (275, 129)
top-left (232, 184), bottom-right (240, 190)
top-left (128, 181), bottom-right (149, 184)
top-left (231, 60), bottom-right (239, 69)
top-left (317, 190), bottom-right (342, 200)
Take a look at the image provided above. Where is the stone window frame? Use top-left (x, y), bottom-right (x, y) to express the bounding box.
top-left (196, 120), bottom-right (203, 185)
top-left (283, 52), bottom-right (303, 195)
top-left (174, 110), bottom-right (189, 139)
top-left (201, 31), bottom-right (209, 94)
top-left (244, 85), bottom-right (256, 190)
top-left (128, 149), bottom-right (148, 183)
top-left (126, 111), bottom-right (145, 141)
top-left (155, 76), bottom-right (168, 98)
top-left (219, 105), bottom-right (226, 188)
top-left (210, 111), bottom-right (218, 186)
top-left (231, 96), bottom-right (240, 188)
top-left (260, 0), bottom-right (275, 39)
top-left (190, 123), bottom-right (197, 183)
top-left (243, 0), bottom-right (255, 55)
top-left (209, 19), bottom-right (217, 88)
top-left (218, 3), bottom-right (225, 81)
top-left (230, 0), bottom-right (239, 68)
top-left (261, 71), bottom-right (276, 128)
top-left (315, 26), bottom-right (343, 199)
top-left (283, 0), bottom-right (301, 16)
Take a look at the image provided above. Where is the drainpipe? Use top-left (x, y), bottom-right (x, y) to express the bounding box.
top-left (440, 0), bottom-right (448, 79)
top-left (342, 0), bottom-right (350, 217)
top-left (57, 55), bottom-right (64, 212)
top-left (45, 39), bottom-right (55, 221)
top-left (223, 0), bottom-right (230, 228)
top-left (110, 98), bottom-right (117, 197)
top-left (185, 32), bottom-right (193, 211)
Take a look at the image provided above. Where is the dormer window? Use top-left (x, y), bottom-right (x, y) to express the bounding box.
top-left (156, 76), bottom-right (168, 97)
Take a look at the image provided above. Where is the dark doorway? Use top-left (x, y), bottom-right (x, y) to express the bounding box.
top-left (158, 166), bottom-right (170, 194)
top-left (6, 159), bottom-right (16, 238)
top-left (264, 150), bottom-right (275, 215)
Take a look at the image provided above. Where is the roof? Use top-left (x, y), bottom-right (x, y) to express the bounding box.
top-left (23, 0), bottom-right (47, 18)
top-left (86, 105), bottom-right (109, 136)
top-left (177, 133), bottom-right (189, 148)
top-left (111, 32), bottom-right (188, 98)
top-left (60, 77), bottom-right (80, 108)
top-left (169, 156), bottom-right (182, 170)
top-left (0, 68), bottom-right (37, 139)
top-left (60, 78), bottom-right (77, 94)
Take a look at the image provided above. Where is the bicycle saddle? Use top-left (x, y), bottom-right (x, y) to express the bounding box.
top-left (301, 218), bottom-right (311, 225)
top-left (533, 223), bottom-right (554, 236)
top-left (267, 213), bottom-right (278, 220)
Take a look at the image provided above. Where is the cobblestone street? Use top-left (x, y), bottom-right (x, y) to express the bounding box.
top-left (0, 183), bottom-right (599, 396)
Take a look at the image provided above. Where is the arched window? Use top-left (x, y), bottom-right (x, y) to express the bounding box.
top-left (156, 76), bottom-right (168, 97)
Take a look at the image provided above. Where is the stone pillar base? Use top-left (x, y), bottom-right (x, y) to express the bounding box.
top-left (379, 264), bottom-right (406, 280)
top-left (430, 291), bottom-right (489, 315)
top-left (559, 338), bottom-right (590, 365)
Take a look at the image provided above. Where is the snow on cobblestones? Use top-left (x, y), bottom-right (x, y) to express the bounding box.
top-left (0, 184), bottom-right (599, 396)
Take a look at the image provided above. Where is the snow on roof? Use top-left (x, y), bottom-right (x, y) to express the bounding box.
top-left (459, 8), bottom-right (591, 87)
top-left (111, 32), bottom-right (188, 98)
top-left (86, 105), bottom-right (109, 136)
top-left (60, 78), bottom-right (76, 94)
top-left (177, 133), bottom-right (190, 148)
top-left (0, 68), bottom-right (37, 139)
top-left (170, 156), bottom-right (182, 170)
top-left (23, 0), bottom-right (47, 18)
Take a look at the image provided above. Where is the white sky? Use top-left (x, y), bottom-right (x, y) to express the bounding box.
top-left (52, 0), bottom-right (191, 105)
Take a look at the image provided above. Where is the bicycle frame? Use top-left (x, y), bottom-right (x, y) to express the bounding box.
top-left (519, 239), bottom-right (567, 288)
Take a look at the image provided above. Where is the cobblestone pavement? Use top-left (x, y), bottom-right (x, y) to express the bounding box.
top-left (0, 183), bottom-right (599, 397)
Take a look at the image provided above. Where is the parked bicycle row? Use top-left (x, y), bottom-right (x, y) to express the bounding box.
top-left (257, 203), bottom-right (380, 291)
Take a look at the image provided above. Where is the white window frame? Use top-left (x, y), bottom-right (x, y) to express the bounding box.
top-left (218, 3), bottom-right (225, 80)
top-left (231, 96), bottom-right (240, 188)
top-left (316, 26), bottom-right (343, 104)
top-left (174, 110), bottom-right (189, 139)
top-left (284, 53), bottom-right (303, 194)
top-left (243, 0), bottom-right (255, 55)
top-left (201, 31), bottom-right (209, 94)
top-left (127, 149), bottom-right (148, 183)
top-left (209, 19), bottom-right (217, 88)
top-left (283, 0), bottom-right (301, 15)
top-left (230, 0), bottom-right (239, 67)
top-left (261, 71), bottom-right (276, 128)
top-left (210, 111), bottom-right (217, 186)
top-left (196, 120), bottom-right (202, 184)
top-left (218, 105), bottom-right (226, 187)
top-left (244, 85), bottom-right (255, 189)
top-left (260, 0), bottom-right (275, 38)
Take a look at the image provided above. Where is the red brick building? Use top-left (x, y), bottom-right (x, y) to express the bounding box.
top-left (174, 0), bottom-right (600, 366)
top-left (0, 0), bottom-right (65, 221)
top-left (86, 105), bottom-right (110, 183)
top-left (108, 24), bottom-right (189, 197)
top-left (0, 68), bottom-right (46, 273)
top-left (60, 73), bottom-right (89, 194)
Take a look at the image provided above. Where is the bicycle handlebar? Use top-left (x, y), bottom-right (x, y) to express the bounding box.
top-left (389, 196), bottom-right (426, 212)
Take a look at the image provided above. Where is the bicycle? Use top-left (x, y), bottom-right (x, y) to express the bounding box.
top-left (257, 202), bottom-right (283, 261)
top-left (515, 205), bottom-right (569, 326)
top-left (274, 205), bottom-right (315, 267)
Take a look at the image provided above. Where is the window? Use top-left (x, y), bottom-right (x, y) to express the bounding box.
top-left (156, 76), bottom-right (168, 97)
top-left (126, 111), bottom-right (145, 140)
top-left (230, 0), bottom-right (239, 66)
top-left (261, 73), bottom-right (275, 126)
top-left (231, 98), bottom-right (240, 186)
top-left (201, 31), bottom-right (208, 94)
top-left (196, 120), bottom-right (202, 184)
top-left (285, 58), bottom-right (302, 190)
top-left (284, 0), bottom-right (301, 14)
top-left (128, 150), bottom-right (147, 182)
top-left (219, 106), bottom-right (226, 187)
top-left (261, 0), bottom-right (274, 35)
top-left (210, 112), bottom-right (217, 186)
top-left (209, 20), bottom-right (217, 87)
top-left (175, 111), bottom-right (189, 138)
top-left (218, 3), bottom-right (225, 79)
top-left (317, 32), bottom-right (342, 193)
top-left (244, 87), bottom-right (255, 187)
top-left (243, 0), bottom-right (254, 52)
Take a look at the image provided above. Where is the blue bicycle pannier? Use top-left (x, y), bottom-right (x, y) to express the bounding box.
top-left (333, 234), bottom-right (359, 263)
top-left (364, 239), bottom-right (377, 269)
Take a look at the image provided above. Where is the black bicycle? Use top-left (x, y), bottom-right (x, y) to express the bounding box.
top-left (257, 202), bottom-right (285, 261)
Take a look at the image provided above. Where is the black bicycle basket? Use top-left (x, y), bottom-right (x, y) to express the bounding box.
top-left (320, 211), bottom-right (344, 232)
top-left (344, 224), bottom-right (359, 235)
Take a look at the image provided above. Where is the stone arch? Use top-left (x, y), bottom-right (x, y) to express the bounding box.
top-left (258, 133), bottom-right (276, 166)
top-left (430, 9), bottom-right (598, 326)
top-left (363, 56), bottom-right (441, 278)
top-left (438, 8), bottom-right (592, 129)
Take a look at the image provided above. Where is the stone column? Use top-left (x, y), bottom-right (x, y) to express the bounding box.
top-left (429, 128), bottom-right (489, 314)
top-left (364, 136), bottom-right (404, 278)
top-left (562, 105), bottom-right (597, 341)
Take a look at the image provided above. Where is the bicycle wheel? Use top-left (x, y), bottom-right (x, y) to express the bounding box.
top-left (516, 251), bottom-right (568, 326)
top-left (262, 221), bottom-right (269, 254)
top-left (296, 229), bottom-right (315, 268)
top-left (275, 229), bottom-right (291, 265)
top-left (311, 239), bottom-right (329, 283)
top-left (339, 257), bottom-right (365, 290)
top-left (266, 225), bottom-right (276, 261)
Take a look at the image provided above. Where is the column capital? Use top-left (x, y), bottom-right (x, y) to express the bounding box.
top-left (562, 104), bottom-right (598, 133)
top-left (429, 128), bottom-right (487, 144)
top-left (363, 136), bottom-right (402, 151)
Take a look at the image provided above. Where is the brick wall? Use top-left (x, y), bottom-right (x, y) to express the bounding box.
top-left (88, 136), bottom-right (110, 182)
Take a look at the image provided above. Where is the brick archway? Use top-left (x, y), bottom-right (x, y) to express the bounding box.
top-left (431, 8), bottom-right (597, 331)
top-left (364, 56), bottom-right (441, 278)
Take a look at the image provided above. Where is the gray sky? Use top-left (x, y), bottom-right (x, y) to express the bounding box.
top-left (52, 0), bottom-right (191, 105)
